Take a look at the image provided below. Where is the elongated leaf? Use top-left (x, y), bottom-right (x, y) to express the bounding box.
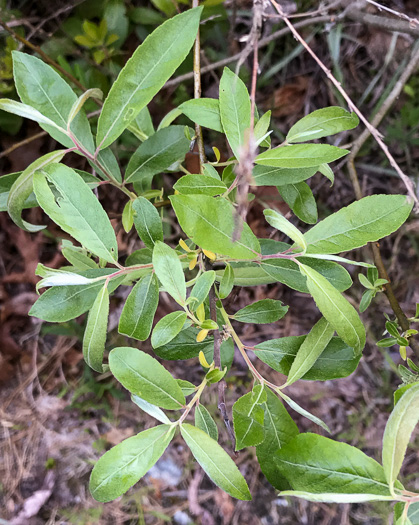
top-left (151, 311), bottom-right (187, 348)
top-left (189, 271), bottom-right (216, 311)
top-left (132, 196), bottom-right (164, 249)
top-left (153, 326), bottom-right (213, 360)
top-left (7, 150), bottom-right (66, 232)
top-left (233, 384), bottom-right (267, 450)
top-left (109, 346), bottom-right (185, 409)
top-left (180, 424), bottom-right (251, 500)
top-left (170, 194), bottom-right (260, 259)
top-left (233, 299), bottom-right (288, 324)
top-left (279, 491), bottom-right (394, 503)
top-left (219, 68), bottom-right (251, 159)
top-left (195, 404), bottom-right (218, 441)
top-left (287, 106), bottom-right (359, 143)
top-left (68, 88), bottom-right (103, 126)
top-left (97, 8), bottom-right (202, 149)
top-left (254, 336), bottom-right (359, 381)
top-left (254, 110), bottom-right (271, 146)
top-left (94, 148), bottom-right (122, 183)
top-left (0, 99), bottom-right (68, 136)
top-left (275, 433), bottom-right (394, 497)
top-left (61, 242), bottom-right (98, 270)
top-left (219, 263), bottom-right (234, 299)
top-left (300, 263), bottom-right (366, 354)
top-left (382, 383), bottom-right (419, 493)
top-left (264, 208), bottom-right (307, 252)
top-left (90, 424), bottom-right (175, 502)
top-left (131, 395), bottom-right (171, 424)
top-left (119, 274), bottom-right (159, 341)
top-left (255, 144), bottom-right (348, 168)
top-left (252, 165), bottom-right (318, 186)
top-left (125, 126), bottom-right (190, 184)
top-left (33, 165), bottom-right (118, 263)
top-left (152, 241), bottom-right (186, 304)
top-left (83, 284), bottom-right (109, 372)
top-left (304, 195), bottom-right (413, 254)
top-left (278, 392), bottom-right (330, 432)
top-left (179, 98), bottom-right (223, 132)
top-left (12, 51), bottom-right (94, 152)
top-left (216, 263), bottom-right (276, 286)
top-left (173, 174), bottom-right (227, 196)
top-left (260, 257), bottom-right (352, 293)
top-left (29, 270), bottom-right (124, 322)
top-left (278, 182), bottom-right (318, 224)
top-left (1, 172), bottom-right (35, 212)
top-left (284, 318), bottom-right (334, 387)
top-left (256, 388), bottom-right (299, 490)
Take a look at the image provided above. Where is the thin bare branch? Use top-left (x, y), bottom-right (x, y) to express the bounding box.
top-left (270, 0), bottom-right (419, 211)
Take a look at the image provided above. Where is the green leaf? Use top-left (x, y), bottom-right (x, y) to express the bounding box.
top-left (179, 98), bottom-right (223, 132)
top-left (254, 336), bottom-right (359, 380)
top-left (173, 174), bottom-right (227, 196)
top-left (275, 433), bottom-right (395, 497)
top-left (318, 163), bottom-right (334, 185)
top-left (395, 502), bottom-right (419, 525)
top-left (12, 51), bottom-right (94, 153)
top-left (61, 244), bottom-right (98, 270)
top-left (286, 107), bottom-right (359, 143)
top-left (0, 99), bottom-right (69, 138)
top-left (300, 263), bottom-right (365, 354)
top-left (170, 194), bottom-right (260, 259)
top-left (232, 299), bottom-right (288, 324)
top-left (382, 383), bottom-right (419, 494)
top-left (153, 326), bottom-right (214, 360)
top-left (7, 150), bottom-right (66, 232)
top-left (254, 110), bottom-right (271, 147)
top-left (219, 263), bottom-right (234, 299)
top-left (233, 384), bottom-right (267, 450)
top-left (202, 163), bottom-right (221, 180)
top-left (255, 144), bottom-right (348, 169)
top-left (132, 197), bottom-right (164, 249)
top-left (180, 423), bottom-right (251, 500)
top-left (263, 208), bottom-right (307, 252)
top-left (94, 148), bottom-right (122, 183)
top-left (118, 274), bottom-right (159, 341)
top-left (151, 311), bottom-right (188, 349)
top-left (152, 241), bottom-right (186, 305)
top-left (189, 271), bottom-right (216, 311)
top-left (29, 269), bottom-right (124, 322)
top-left (0, 172), bottom-right (36, 213)
top-left (67, 88), bottom-right (103, 127)
top-left (109, 346), bottom-right (185, 409)
top-left (125, 126), bottom-right (190, 184)
top-left (219, 68), bottom-right (251, 159)
top-left (216, 263), bottom-right (276, 286)
top-left (195, 404), bottom-right (218, 441)
top-left (278, 491), bottom-right (394, 503)
top-left (394, 382), bottom-right (419, 405)
top-left (304, 195), bottom-right (413, 254)
top-left (96, 8), bottom-right (202, 149)
top-left (90, 424), bottom-right (175, 502)
top-left (278, 391), bottom-right (330, 432)
top-left (256, 388), bottom-right (299, 490)
top-left (278, 182), bottom-right (318, 224)
top-left (83, 284), bottom-right (109, 372)
top-left (130, 105), bottom-right (155, 141)
top-left (260, 257), bottom-right (352, 293)
top-left (122, 200), bottom-right (134, 233)
top-left (131, 395), bottom-right (171, 424)
top-left (33, 165), bottom-right (118, 264)
top-left (284, 318), bottom-right (334, 387)
top-left (252, 165), bottom-right (318, 187)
